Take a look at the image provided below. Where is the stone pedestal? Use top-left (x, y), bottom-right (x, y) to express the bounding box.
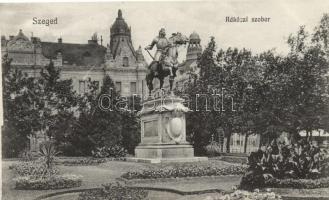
top-left (128, 95), bottom-right (207, 163)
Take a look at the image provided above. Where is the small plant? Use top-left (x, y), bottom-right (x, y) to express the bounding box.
top-left (19, 149), bottom-right (36, 162)
top-left (78, 182), bottom-right (148, 200)
top-left (92, 144), bottom-right (127, 158)
top-left (39, 141), bottom-right (60, 169)
top-left (205, 141), bottom-right (222, 157)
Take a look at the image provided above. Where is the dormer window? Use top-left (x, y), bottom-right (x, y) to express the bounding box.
top-left (123, 56), bottom-right (129, 67)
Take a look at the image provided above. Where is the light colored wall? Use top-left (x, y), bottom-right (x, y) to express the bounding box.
top-left (229, 133), bottom-right (260, 153)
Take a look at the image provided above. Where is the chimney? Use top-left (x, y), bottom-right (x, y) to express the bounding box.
top-left (58, 38), bottom-right (62, 43)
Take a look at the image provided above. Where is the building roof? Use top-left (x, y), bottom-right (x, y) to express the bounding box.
top-left (189, 31), bottom-right (200, 42)
top-left (41, 41), bottom-right (106, 66)
top-left (13, 29), bottom-right (29, 41)
top-left (110, 9), bottom-right (131, 37)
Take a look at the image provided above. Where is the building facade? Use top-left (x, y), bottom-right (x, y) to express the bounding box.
top-left (1, 9), bottom-right (148, 152)
top-left (1, 9), bottom-right (148, 98)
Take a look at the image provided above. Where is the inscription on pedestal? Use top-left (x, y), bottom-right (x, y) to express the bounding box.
top-left (144, 120), bottom-right (158, 137)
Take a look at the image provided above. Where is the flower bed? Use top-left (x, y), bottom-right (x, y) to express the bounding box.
top-left (9, 160), bottom-right (59, 178)
top-left (14, 174), bottom-right (83, 190)
top-left (121, 165), bottom-right (247, 180)
top-left (264, 177), bottom-right (329, 189)
top-left (214, 189), bottom-right (282, 200)
top-left (78, 182), bottom-right (148, 200)
top-left (59, 157), bottom-right (126, 166)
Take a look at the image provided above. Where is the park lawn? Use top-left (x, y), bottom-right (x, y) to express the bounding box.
top-left (2, 159), bottom-right (239, 200)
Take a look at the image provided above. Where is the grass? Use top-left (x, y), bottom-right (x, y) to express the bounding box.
top-left (5, 158), bottom-right (327, 200)
top-left (2, 159), bottom-right (239, 200)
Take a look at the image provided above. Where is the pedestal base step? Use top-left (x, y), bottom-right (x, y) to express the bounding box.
top-left (135, 144), bottom-right (197, 159)
top-left (126, 157), bottom-right (208, 164)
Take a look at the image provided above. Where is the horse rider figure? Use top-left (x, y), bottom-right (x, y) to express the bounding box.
top-left (145, 28), bottom-right (174, 77)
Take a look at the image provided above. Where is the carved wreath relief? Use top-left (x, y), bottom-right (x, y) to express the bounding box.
top-left (165, 111), bottom-right (184, 144)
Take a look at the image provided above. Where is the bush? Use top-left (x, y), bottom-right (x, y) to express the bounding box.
top-left (92, 145), bottom-right (127, 158)
top-left (78, 182), bottom-right (148, 200)
top-left (122, 165), bottom-right (247, 180)
top-left (239, 140), bottom-right (329, 190)
top-left (14, 174), bottom-right (82, 190)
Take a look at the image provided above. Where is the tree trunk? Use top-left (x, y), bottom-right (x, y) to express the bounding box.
top-left (225, 126), bottom-right (232, 153)
top-left (259, 134), bottom-right (263, 149)
top-left (244, 134), bottom-right (249, 153)
top-left (310, 130), bottom-right (313, 142)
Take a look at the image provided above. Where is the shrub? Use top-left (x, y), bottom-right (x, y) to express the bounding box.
top-left (78, 182), bottom-right (148, 200)
top-left (239, 140), bottom-right (329, 190)
top-left (14, 174), bottom-right (82, 190)
top-left (122, 165), bottom-right (247, 180)
top-left (92, 145), bottom-right (127, 158)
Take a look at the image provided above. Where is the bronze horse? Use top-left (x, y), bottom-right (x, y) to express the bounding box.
top-left (145, 33), bottom-right (189, 96)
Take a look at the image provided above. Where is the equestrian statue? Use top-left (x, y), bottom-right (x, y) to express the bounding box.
top-left (145, 28), bottom-right (189, 96)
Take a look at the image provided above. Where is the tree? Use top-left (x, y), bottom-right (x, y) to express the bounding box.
top-left (2, 54), bottom-right (40, 157)
top-left (282, 17), bottom-right (329, 140)
top-left (68, 75), bottom-right (124, 156)
top-left (183, 38), bottom-right (262, 154)
top-left (20, 61), bottom-right (79, 156)
top-left (183, 37), bottom-right (218, 154)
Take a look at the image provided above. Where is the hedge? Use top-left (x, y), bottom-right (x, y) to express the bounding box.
top-left (14, 174), bottom-right (83, 190)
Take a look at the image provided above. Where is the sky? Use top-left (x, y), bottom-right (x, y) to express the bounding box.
top-left (0, 0), bottom-right (329, 63)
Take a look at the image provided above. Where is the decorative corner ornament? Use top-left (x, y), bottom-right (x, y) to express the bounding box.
top-left (154, 102), bottom-right (190, 113)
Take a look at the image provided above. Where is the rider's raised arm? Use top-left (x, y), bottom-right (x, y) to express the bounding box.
top-left (146, 38), bottom-right (157, 50)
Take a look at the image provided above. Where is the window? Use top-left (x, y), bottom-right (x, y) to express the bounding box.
top-left (123, 57), bottom-right (129, 67)
top-left (79, 81), bottom-right (86, 94)
top-left (115, 82), bottom-right (121, 94)
top-left (130, 82), bottom-right (137, 94)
